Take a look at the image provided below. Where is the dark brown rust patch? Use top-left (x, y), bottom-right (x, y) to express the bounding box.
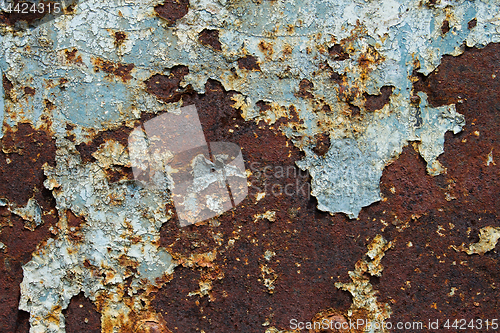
top-left (154, 0), bottom-right (189, 25)
top-left (114, 31), bottom-right (127, 47)
top-left (145, 65), bottom-right (189, 103)
top-left (76, 126), bottom-right (130, 163)
top-left (92, 57), bottom-right (135, 82)
top-left (23, 86), bottom-right (35, 96)
top-left (237, 55), bottom-right (261, 71)
top-left (104, 165), bottom-right (134, 183)
top-left (59, 77), bottom-right (68, 91)
top-left (312, 132), bottom-right (330, 156)
top-left (256, 100), bottom-right (272, 113)
top-left (198, 29), bottom-right (222, 51)
top-left (414, 42), bottom-right (500, 214)
top-left (63, 292), bottom-right (101, 333)
top-left (66, 209), bottom-right (85, 229)
top-left (2, 74), bottom-right (13, 100)
top-left (348, 103), bottom-right (361, 117)
top-left (297, 78), bottom-right (314, 99)
top-left (152, 44), bottom-right (500, 331)
top-left (330, 71), bottom-right (344, 83)
top-left (363, 85), bottom-right (393, 112)
top-left (0, 133), bottom-right (57, 333)
top-left (0, 123), bottom-right (56, 207)
top-left (468, 18), bottom-right (477, 29)
top-left (328, 44), bottom-right (349, 61)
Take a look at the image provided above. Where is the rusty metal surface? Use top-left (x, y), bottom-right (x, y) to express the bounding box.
top-left (0, 0), bottom-right (499, 332)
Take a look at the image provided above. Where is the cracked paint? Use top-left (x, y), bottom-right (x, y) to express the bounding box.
top-left (0, 0), bottom-right (498, 332)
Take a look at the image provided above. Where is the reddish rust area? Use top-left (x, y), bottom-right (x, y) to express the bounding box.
top-left (151, 79), bottom-right (376, 332)
top-left (92, 58), bottom-right (135, 82)
top-left (150, 45), bottom-right (499, 332)
top-left (198, 29), bottom-right (222, 51)
top-left (237, 55), bottom-right (261, 71)
top-left (154, 0), bottom-right (189, 25)
top-left (145, 66), bottom-right (190, 103)
top-left (0, 213), bottom-right (57, 332)
top-left (66, 209), bottom-right (85, 229)
top-left (63, 292), bottom-right (101, 333)
top-left (104, 165), bottom-right (134, 183)
top-left (358, 43), bottom-right (500, 331)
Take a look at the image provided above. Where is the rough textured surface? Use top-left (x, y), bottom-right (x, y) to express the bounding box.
top-left (0, 0), bottom-right (498, 332)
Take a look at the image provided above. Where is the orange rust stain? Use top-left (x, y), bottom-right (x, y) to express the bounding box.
top-left (65, 48), bottom-right (83, 64)
top-left (282, 43), bottom-right (293, 56)
top-left (258, 40), bottom-right (274, 57)
top-left (92, 57), bottom-right (135, 82)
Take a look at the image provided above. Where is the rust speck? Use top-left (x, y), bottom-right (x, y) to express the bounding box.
top-left (198, 29), bottom-right (222, 51)
top-left (312, 132), bottom-right (331, 156)
top-left (328, 43), bottom-right (349, 61)
top-left (258, 40), bottom-right (274, 57)
top-left (297, 78), bottom-right (314, 99)
top-left (114, 31), bottom-right (127, 47)
top-left (441, 19), bottom-right (450, 35)
top-left (104, 165), bottom-right (134, 183)
top-left (65, 48), bottom-right (83, 64)
top-left (154, 0), bottom-right (189, 25)
top-left (237, 55), bottom-right (261, 71)
top-left (23, 86), bottom-right (35, 96)
top-left (468, 18), bottom-right (477, 29)
top-left (348, 103), bottom-right (361, 117)
top-left (92, 57), bottom-right (135, 82)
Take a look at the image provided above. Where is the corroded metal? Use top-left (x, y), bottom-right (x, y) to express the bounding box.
top-left (0, 0), bottom-right (499, 332)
